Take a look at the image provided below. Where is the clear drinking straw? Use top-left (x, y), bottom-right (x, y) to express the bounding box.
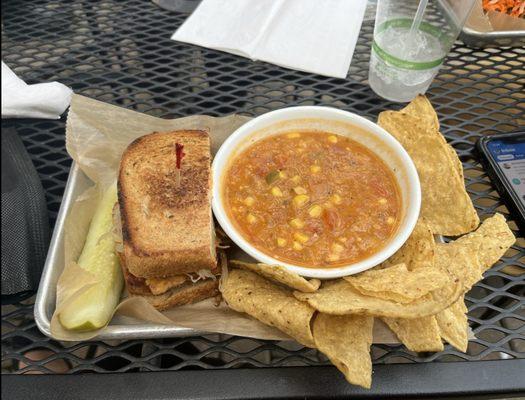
top-left (409, 0), bottom-right (428, 36)
top-left (404, 0), bottom-right (428, 59)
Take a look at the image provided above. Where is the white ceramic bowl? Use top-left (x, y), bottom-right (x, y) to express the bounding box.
top-left (212, 106), bottom-right (421, 279)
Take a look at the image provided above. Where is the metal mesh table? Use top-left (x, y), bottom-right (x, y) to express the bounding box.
top-left (2, 0), bottom-right (524, 398)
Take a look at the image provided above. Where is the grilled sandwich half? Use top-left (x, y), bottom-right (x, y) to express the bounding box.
top-left (116, 130), bottom-right (219, 310)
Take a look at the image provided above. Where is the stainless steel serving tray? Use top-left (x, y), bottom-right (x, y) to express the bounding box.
top-left (35, 162), bottom-right (442, 341)
top-left (460, 26), bottom-right (525, 48)
top-left (34, 163), bottom-right (203, 340)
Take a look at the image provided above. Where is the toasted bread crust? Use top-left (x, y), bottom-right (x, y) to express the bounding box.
top-left (118, 251), bottom-right (153, 296)
top-left (118, 130), bottom-right (216, 277)
top-left (137, 279), bottom-right (219, 311)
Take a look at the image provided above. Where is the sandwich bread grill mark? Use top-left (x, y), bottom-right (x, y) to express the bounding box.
top-left (116, 130), bottom-right (219, 310)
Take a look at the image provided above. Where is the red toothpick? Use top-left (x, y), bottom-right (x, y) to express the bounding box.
top-left (175, 142), bottom-right (185, 187)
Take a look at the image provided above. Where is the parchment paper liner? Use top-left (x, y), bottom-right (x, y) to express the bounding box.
top-left (51, 94), bottom-right (454, 343)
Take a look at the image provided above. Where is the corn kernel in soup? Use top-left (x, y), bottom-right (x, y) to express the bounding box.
top-left (223, 131), bottom-right (401, 268)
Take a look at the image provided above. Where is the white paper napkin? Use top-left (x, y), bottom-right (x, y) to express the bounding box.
top-left (1, 61), bottom-right (73, 120)
top-left (172, 0), bottom-right (367, 79)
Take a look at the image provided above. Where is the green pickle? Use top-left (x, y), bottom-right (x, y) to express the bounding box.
top-left (58, 184), bottom-right (123, 331)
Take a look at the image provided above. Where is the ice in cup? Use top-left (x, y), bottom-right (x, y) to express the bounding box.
top-left (369, 0), bottom-right (476, 102)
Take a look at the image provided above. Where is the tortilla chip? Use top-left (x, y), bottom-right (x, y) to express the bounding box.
top-left (453, 213), bottom-right (515, 271)
top-left (435, 295), bottom-right (469, 352)
top-left (344, 263), bottom-right (449, 303)
top-left (378, 217), bottom-right (485, 353)
top-left (313, 313), bottom-right (373, 389)
top-left (295, 239), bottom-right (484, 318)
top-left (221, 268), bottom-right (316, 347)
top-left (436, 214), bottom-right (515, 293)
top-left (378, 110), bottom-right (479, 236)
top-left (402, 95), bottom-right (440, 131)
top-left (295, 275), bottom-right (461, 319)
top-left (382, 219), bottom-right (435, 271)
top-left (435, 244), bottom-right (483, 292)
top-left (401, 95), bottom-right (464, 181)
top-left (446, 144), bottom-right (465, 182)
top-left (430, 215), bottom-right (514, 352)
top-left (368, 221), bottom-right (444, 346)
top-left (382, 316), bottom-right (444, 352)
top-left (230, 260), bottom-right (321, 293)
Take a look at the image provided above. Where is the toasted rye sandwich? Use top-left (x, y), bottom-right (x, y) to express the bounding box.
top-left (116, 130), bottom-right (219, 310)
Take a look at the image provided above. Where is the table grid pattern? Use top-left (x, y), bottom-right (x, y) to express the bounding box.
top-left (1, 0), bottom-right (524, 375)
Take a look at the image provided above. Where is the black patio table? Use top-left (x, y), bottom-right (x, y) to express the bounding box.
top-left (1, 1), bottom-right (524, 399)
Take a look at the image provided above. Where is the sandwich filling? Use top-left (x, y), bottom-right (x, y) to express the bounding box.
top-left (120, 260), bottom-right (220, 296)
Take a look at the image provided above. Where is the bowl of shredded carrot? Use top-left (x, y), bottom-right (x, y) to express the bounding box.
top-left (483, 0), bottom-right (525, 18)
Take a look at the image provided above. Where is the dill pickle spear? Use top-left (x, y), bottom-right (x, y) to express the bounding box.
top-left (58, 184), bottom-right (123, 331)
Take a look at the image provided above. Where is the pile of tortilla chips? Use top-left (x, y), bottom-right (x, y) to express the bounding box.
top-left (220, 96), bottom-right (516, 389)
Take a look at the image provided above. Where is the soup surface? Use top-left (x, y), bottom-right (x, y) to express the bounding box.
top-left (223, 131), bottom-right (401, 267)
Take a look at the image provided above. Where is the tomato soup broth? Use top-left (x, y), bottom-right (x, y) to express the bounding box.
top-left (223, 131), bottom-right (402, 267)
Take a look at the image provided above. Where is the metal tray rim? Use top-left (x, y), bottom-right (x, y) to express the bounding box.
top-left (462, 25), bottom-right (525, 39)
top-left (34, 162), bottom-right (206, 340)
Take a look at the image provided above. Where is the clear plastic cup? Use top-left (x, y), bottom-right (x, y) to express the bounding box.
top-left (369, 0), bottom-right (476, 102)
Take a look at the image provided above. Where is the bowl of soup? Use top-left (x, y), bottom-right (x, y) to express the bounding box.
top-left (212, 106), bottom-right (421, 279)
